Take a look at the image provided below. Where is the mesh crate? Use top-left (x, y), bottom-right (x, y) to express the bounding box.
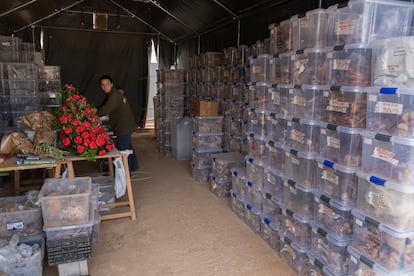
top-left (2, 63), bottom-right (37, 80)
top-left (46, 235), bottom-right (92, 266)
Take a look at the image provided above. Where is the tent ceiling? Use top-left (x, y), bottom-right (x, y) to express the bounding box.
top-left (0, 0), bottom-right (331, 42)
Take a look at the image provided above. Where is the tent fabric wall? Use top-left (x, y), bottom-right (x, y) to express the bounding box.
top-left (44, 29), bottom-right (149, 127)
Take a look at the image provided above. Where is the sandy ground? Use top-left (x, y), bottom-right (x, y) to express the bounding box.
top-left (44, 131), bottom-right (295, 276)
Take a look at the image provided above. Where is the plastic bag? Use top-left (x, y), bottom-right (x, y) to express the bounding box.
top-left (114, 157), bottom-right (126, 198)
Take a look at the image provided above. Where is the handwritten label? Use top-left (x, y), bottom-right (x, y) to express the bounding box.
top-left (290, 129), bottom-right (305, 144)
top-left (327, 136), bottom-right (340, 149)
top-left (252, 66), bottom-right (262, 74)
top-left (326, 99), bottom-right (350, 113)
top-left (292, 96), bottom-right (306, 107)
top-left (271, 90), bottom-right (280, 105)
top-left (375, 101), bottom-right (403, 115)
top-left (372, 147), bottom-right (399, 166)
top-left (317, 238), bottom-right (329, 255)
top-left (336, 20), bottom-right (357, 35)
top-left (322, 170), bottom-right (339, 185)
top-left (367, 191), bottom-right (388, 210)
top-left (333, 59), bottom-right (351, 71)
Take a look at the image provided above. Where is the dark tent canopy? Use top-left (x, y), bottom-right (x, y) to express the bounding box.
top-left (0, 0), bottom-right (350, 125)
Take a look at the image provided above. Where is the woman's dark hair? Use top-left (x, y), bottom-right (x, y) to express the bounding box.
top-left (100, 75), bottom-right (113, 83)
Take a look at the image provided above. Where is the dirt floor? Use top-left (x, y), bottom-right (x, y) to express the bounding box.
top-left (42, 131), bottom-right (295, 276)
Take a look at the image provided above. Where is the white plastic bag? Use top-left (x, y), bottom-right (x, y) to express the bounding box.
top-left (114, 157), bottom-right (126, 198)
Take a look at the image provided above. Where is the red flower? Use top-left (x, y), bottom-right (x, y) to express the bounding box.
top-left (71, 119), bottom-right (79, 126)
top-left (83, 139), bottom-right (90, 147)
top-left (64, 127), bottom-right (73, 134)
top-left (74, 136), bottom-right (83, 144)
top-left (64, 84), bottom-right (75, 91)
top-left (59, 116), bottom-right (68, 123)
top-left (76, 145), bottom-right (85, 153)
top-left (106, 143), bottom-right (114, 151)
top-left (89, 141), bottom-right (97, 149)
top-left (83, 121), bottom-right (91, 128)
top-left (58, 131), bottom-right (66, 139)
top-left (99, 150), bottom-right (106, 156)
top-left (67, 114), bottom-right (73, 119)
top-left (62, 138), bottom-right (71, 147)
top-left (81, 132), bottom-right (90, 139)
top-left (76, 125), bottom-right (85, 133)
top-left (86, 107), bottom-right (93, 114)
top-left (59, 106), bottom-right (68, 111)
top-left (96, 137), bottom-right (105, 147)
top-left (72, 94), bottom-right (81, 100)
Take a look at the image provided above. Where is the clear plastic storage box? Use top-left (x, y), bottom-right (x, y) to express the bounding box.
top-left (246, 156), bottom-right (265, 190)
top-left (0, 196), bottom-right (42, 239)
top-left (43, 219), bottom-right (94, 240)
top-left (245, 204), bottom-right (262, 234)
top-left (159, 82), bottom-right (186, 96)
top-left (268, 23), bottom-right (278, 55)
top-left (268, 56), bottom-right (280, 83)
top-left (247, 133), bottom-right (266, 159)
top-left (231, 168), bottom-right (246, 202)
top-left (370, 37), bottom-right (414, 88)
top-left (281, 206), bottom-right (312, 249)
top-left (231, 191), bottom-right (245, 219)
top-left (266, 85), bottom-right (284, 115)
top-left (164, 69), bottom-right (186, 82)
top-left (361, 130), bottom-right (414, 185)
top-left (249, 82), bottom-right (269, 110)
top-left (261, 193), bottom-right (282, 228)
top-left (322, 86), bottom-right (367, 128)
top-left (352, 209), bottom-right (414, 272)
top-left (284, 147), bottom-right (317, 187)
top-left (276, 85), bottom-right (290, 116)
top-left (280, 235), bottom-right (310, 274)
top-left (292, 49), bottom-right (328, 85)
top-left (327, 44), bottom-right (372, 86)
top-left (366, 87), bottom-right (414, 137)
top-left (248, 109), bottom-right (266, 137)
top-left (319, 123), bottom-right (362, 167)
top-left (329, 0), bottom-right (414, 45)
top-left (314, 191), bottom-right (354, 241)
top-left (0, 96), bottom-right (39, 112)
top-left (160, 95), bottom-right (186, 108)
top-left (192, 148), bottom-right (222, 168)
top-left (211, 152), bottom-right (245, 182)
top-left (38, 177), bottom-right (92, 228)
top-left (279, 51), bottom-right (294, 84)
top-left (4, 80), bottom-right (38, 96)
top-left (265, 113), bottom-right (285, 144)
top-left (282, 178), bottom-right (314, 219)
top-left (38, 80), bottom-right (61, 92)
top-left (263, 167), bottom-right (284, 203)
top-left (286, 117), bottom-right (320, 154)
top-left (246, 180), bottom-right (263, 212)
top-left (38, 65), bottom-right (60, 80)
top-left (162, 108), bottom-right (185, 121)
top-left (203, 52), bottom-right (224, 67)
top-left (288, 84), bottom-right (325, 120)
top-left (2, 63), bottom-right (37, 79)
top-left (191, 163), bottom-right (211, 182)
top-left (356, 170), bottom-right (414, 231)
top-left (278, 19), bottom-right (292, 53)
top-left (311, 224), bottom-right (351, 274)
top-left (264, 141), bottom-right (285, 173)
top-left (290, 14), bottom-right (306, 52)
top-left (302, 9), bottom-right (330, 49)
top-left (348, 246), bottom-right (414, 276)
top-left (249, 55), bottom-right (271, 83)
top-left (316, 158), bottom-right (358, 206)
top-left (209, 174), bottom-right (231, 198)
top-left (260, 218), bottom-right (280, 251)
top-left (192, 132), bottom-right (223, 151)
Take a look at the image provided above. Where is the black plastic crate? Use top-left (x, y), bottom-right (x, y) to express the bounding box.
top-left (46, 235), bottom-right (92, 266)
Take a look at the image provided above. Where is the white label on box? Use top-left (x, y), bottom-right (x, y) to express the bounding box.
top-left (6, 221), bottom-right (23, 231)
top-left (2, 42), bottom-right (11, 47)
top-left (355, 218), bottom-right (363, 227)
top-left (324, 91), bottom-right (330, 97)
top-left (252, 66), bottom-right (262, 74)
top-left (267, 174), bottom-right (276, 185)
top-left (336, 20), bottom-right (357, 35)
top-left (327, 99), bottom-right (350, 113)
top-left (367, 191), bottom-right (388, 210)
top-left (321, 129), bottom-right (326, 135)
top-left (387, 64), bottom-right (404, 72)
top-left (292, 96), bottom-right (306, 107)
top-left (322, 170), bottom-right (339, 185)
top-left (327, 136), bottom-right (340, 149)
top-left (364, 138), bottom-right (372, 145)
top-left (287, 121), bottom-right (292, 127)
top-left (269, 59), bottom-right (274, 64)
top-left (317, 238), bottom-right (329, 254)
top-left (291, 156), bottom-right (300, 166)
top-left (318, 204), bottom-right (338, 219)
top-left (251, 120), bottom-right (258, 125)
top-left (289, 186), bottom-right (297, 195)
top-left (318, 163), bottom-right (323, 169)
top-left (271, 118), bottom-right (278, 125)
top-left (374, 101), bottom-right (403, 115)
top-left (291, 55), bottom-right (296, 61)
top-left (372, 147), bottom-right (399, 166)
top-left (290, 129), bottom-right (305, 144)
top-left (271, 91), bottom-right (280, 105)
top-left (350, 255), bottom-right (358, 264)
top-left (327, 53), bottom-right (333, 59)
top-left (368, 95), bottom-right (377, 102)
top-left (333, 59), bottom-right (351, 71)
top-left (289, 89), bottom-right (294, 95)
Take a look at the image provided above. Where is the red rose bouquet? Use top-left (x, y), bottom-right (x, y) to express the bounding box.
top-left (56, 84), bottom-right (115, 161)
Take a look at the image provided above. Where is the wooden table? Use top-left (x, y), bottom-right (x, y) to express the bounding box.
top-left (56, 149), bottom-right (136, 221)
top-left (0, 157), bottom-right (59, 195)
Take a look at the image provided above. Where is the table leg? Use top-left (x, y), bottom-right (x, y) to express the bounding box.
top-left (14, 171), bottom-right (20, 196)
top-left (122, 154), bottom-right (136, 220)
top-left (66, 161), bottom-right (75, 178)
top-left (108, 158), bottom-right (114, 177)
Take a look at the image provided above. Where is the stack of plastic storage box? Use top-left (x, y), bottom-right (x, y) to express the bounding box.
top-left (209, 152), bottom-right (244, 197)
top-left (341, 1), bottom-right (414, 274)
top-left (155, 69), bottom-right (187, 157)
top-left (38, 177), bottom-right (99, 266)
top-left (0, 194), bottom-right (44, 275)
top-left (191, 116), bottom-right (223, 182)
top-left (38, 65), bottom-right (61, 111)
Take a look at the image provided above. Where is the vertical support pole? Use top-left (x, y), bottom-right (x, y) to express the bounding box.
top-left (197, 35), bottom-right (201, 55)
top-left (31, 26), bottom-right (36, 53)
top-left (157, 33), bottom-right (160, 64)
top-left (237, 20), bottom-right (241, 47)
top-left (173, 43), bottom-right (177, 68)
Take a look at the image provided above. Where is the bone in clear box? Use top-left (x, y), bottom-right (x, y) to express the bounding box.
top-left (282, 178), bottom-right (315, 219)
top-left (281, 206), bottom-right (313, 249)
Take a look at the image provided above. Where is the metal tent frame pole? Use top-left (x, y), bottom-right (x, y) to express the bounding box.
top-left (0, 0), bottom-right (38, 18)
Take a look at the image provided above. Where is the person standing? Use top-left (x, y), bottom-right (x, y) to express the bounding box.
top-left (98, 75), bottom-right (138, 171)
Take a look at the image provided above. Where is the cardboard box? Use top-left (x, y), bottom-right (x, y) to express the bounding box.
top-left (190, 100), bottom-right (219, 116)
